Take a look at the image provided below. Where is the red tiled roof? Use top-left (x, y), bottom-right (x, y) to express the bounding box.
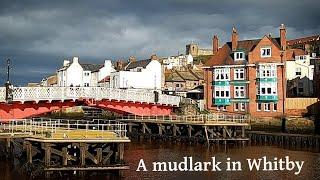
top-left (204, 36), bottom-right (281, 67)
top-left (286, 49), bottom-right (307, 60)
top-left (287, 35), bottom-right (320, 46)
top-left (99, 76), bottom-right (110, 83)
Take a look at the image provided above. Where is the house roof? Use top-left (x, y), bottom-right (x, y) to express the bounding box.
top-left (165, 69), bottom-right (203, 82)
top-left (165, 71), bottom-right (185, 82)
top-left (286, 49), bottom-right (307, 60)
top-left (204, 36), bottom-right (281, 67)
top-left (125, 59), bottom-right (151, 70)
top-left (287, 35), bottom-right (320, 46)
top-left (80, 63), bottom-right (103, 72)
top-left (99, 76), bottom-right (110, 83)
top-left (176, 71), bottom-right (199, 81)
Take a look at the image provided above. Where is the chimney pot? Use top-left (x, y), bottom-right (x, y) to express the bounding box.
top-left (280, 24), bottom-right (286, 50)
top-left (231, 27), bottom-right (238, 51)
top-left (213, 35), bottom-right (219, 53)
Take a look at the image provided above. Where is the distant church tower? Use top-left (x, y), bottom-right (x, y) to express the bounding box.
top-left (186, 42), bottom-right (199, 57)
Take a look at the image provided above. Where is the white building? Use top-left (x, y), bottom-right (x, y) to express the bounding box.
top-left (57, 57), bottom-right (115, 87)
top-left (110, 55), bottom-right (162, 89)
top-left (286, 49), bottom-right (314, 97)
top-left (162, 54), bottom-right (193, 70)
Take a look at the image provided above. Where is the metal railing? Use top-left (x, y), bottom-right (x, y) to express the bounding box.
top-left (0, 87), bottom-right (181, 106)
top-left (0, 118), bottom-right (128, 139)
top-left (119, 114), bottom-right (248, 124)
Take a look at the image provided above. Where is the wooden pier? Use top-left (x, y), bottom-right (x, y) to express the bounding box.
top-left (118, 114), bottom-right (250, 145)
top-left (248, 131), bottom-right (320, 152)
top-left (0, 118), bottom-right (130, 178)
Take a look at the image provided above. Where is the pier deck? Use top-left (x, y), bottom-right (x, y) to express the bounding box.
top-left (0, 118), bottom-right (130, 178)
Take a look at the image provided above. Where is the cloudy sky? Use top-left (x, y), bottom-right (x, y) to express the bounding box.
top-left (0, 0), bottom-right (319, 85)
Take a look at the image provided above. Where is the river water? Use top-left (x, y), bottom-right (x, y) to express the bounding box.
top-left (1, 141), bottom-right (320, 180)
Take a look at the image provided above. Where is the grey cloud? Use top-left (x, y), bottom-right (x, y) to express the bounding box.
top-left (0, 0), bottom-right (319, 85)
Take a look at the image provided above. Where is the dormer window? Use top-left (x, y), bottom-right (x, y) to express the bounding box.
top-left (261, 47), bottom-right (271, 58)
top-left (296, 55), bottom-right (307, 60)
top-left (234, 52), bottom-right (245, 61)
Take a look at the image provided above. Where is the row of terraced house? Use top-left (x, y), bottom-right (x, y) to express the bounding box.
top-left (203, 24), bottom-right (320, 117)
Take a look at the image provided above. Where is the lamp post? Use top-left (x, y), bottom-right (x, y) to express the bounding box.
top-left (5, 59), bottom-right (13, 103)
top-left (280, 51), bottom-right (286, 132)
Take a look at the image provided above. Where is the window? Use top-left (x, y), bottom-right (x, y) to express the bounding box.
top-left (296, 55), bottom-right (306, 60)
top-left (257, 103), bottom-right (262, 111)
top-left (84, 72), bottom-right (90, 76)
top-left (217, 105), bottom-right (227, 111)
top-left (176, 84), bottom-right (180, 87)
top-left (234, 68), bottom-right (245, 80)
top-left (273, 103), bottom-right (277, 111)
top-left (258, 83), bottom-right (277, 95)
top-left (261, 47), bottom-right (271, 57)
top-left (234, 52), bottom-right (245, 61)
top-left (234, 103), bottom-right (239, 111)
top-left (264, 103), bottom-right (271, 111)
top-left (84, 83), bottom-right (89, 87)
top-left (234, 86), bottom-right (246, 98)
top-left (298, 82), bottom-right (304, 93)
top-left (295, 68), bottom-right (302, 76)
top-left (214, 86), bottom-right (230, 98)
top-left (214, 68), bottom-right (230, 81)
top-left (258, 64), bottom-right (276, 78)
top-left (234, 103), bottom-right (246, 111)
top-left (240, 103), bottom-right (246, 111)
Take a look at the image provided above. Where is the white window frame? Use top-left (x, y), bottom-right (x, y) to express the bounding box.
top-left (258, 64), bottom-right (277, 78)
top-left (261, 47), bottom-right (271, 58)
top-left (240, 103), bottom-right (246, 111)
top-left (217, 105), bottom-right (227, 111)
top-left (273, 103), bottom-right (277, 112)
top-left (234, 103), bottom-right (239, 111)
top-left (258, 82), bottom-right (277, 95)
top-left (264, 103), bottom-right (271, 111)
top-left (234, 52), bottom-right (245, 61)
top-left (295, 67), bottom-right (302, 76)
top-left (234, 86), bottom-right (246, 98)
top-left (214, 86), bottom-right (230, 98)
top-left (257, 103), bottom-right (262, 111)
top-left (214, 68), bottom-right (230, 81)
top-left (234, 68), bottom-right (245, 80)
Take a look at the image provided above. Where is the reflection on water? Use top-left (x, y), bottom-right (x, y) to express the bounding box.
top-left (1, 141), bottom-right (320, 179)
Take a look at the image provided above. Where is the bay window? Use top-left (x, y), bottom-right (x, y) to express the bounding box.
top-left (258, 64), bottom-right (277, 78)
top-left (214, 86), bottom-right (230, 98)
top-left (214, 68), bottom-right (230, 81)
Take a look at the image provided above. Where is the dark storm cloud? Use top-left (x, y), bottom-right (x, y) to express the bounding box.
top-left (0, 0), bottom-right (319, 85)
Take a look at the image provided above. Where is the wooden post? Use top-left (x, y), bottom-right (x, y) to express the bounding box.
top-left (44, 143), bottom-right (52, 167)
top-left (173, 125), bottom-right (177, 137)
top-left (62, 147), bottom-right (68, 166)
top-left (79, 143), bottom-right (87, 167)
top-left (188, 125), bottom-right (192, 138)
top-left (142, 123), bottom-right (146, 134)
top-left (128, 124), bottom-right (132, 133)
top-left (96, 148), bottom-right (103, 164)
top-left (26, 141), bottom-right (32, 164)
top-left (158, 124), bottom-right (162, 135)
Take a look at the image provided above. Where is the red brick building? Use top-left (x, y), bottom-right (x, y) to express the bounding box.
top-left (203, 24), bottom-right (287, 117)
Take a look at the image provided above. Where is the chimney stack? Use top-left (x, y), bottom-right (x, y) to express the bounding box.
top-left (128, 56), bottom-right (136, 63)
top-left (63, 60), bottom-right (70, 66)
top-left (280, 24), bottom-right (286, 51)
top-left (213, 35), bottom-right (219, 54)
top-left (116, 60), bottom-right (124, 70)
top-left (231, 27), bottom-right (238, 51)
top-left (151, 54), bottom-right (158, 60)
top-left (73, 57), bottom-right (79, 64)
